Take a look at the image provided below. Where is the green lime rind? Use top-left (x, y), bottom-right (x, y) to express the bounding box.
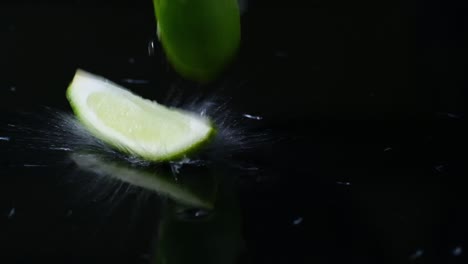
top-left (153, 0), bottom-right (241, 82)
top-left (165, 123), bottom-right (217, 161)
top-left (66, 69), bottom-right (215, 162)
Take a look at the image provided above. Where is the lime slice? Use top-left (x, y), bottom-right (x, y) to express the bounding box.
top-left (66, 69), bottom-right (214, 161)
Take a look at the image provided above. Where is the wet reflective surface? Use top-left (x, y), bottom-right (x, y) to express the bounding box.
top-left (1, 0), bottom-right (468, 263)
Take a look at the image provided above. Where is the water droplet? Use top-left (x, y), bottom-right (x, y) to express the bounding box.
top-left (410, 249), bottom-right (424, 260)
top-left (49, 147), bottom-right (72, 151)
top-left (292, 217), bottom-right (303, 225)
top-left (453, 246), bottom-right (462, 256)
top-left (437, 112), bottom-right (461, 119)
top-left (121, 79), bottom-right (150, 84)
top-left (169, 157), bottom-right (196, 175)
top-left (10, 86), bottom-right (16, 92)
top-left (7, 208), bottom-right (15, 219)
top-left (434, 165), bottom-right (445, 173)
top-left (66, 210), bottom-right (73, 217)
top-left (148, 39), bottom-right (156, 56)
top-left (243, 113), bottom-right (263, 120)
top-left (170, 164), bottom-right (181, 176)
top-left (128, 57), bottom-right (135, 64)
top-left (447, 113), bottom-right (460, 119)
top-left (195, 210), bottom-right (210, 218)
top-left (176, 208), bottom-right (212, 220)
top-left (23, 164), bottom-right (46, 167)
top-left (337, 181), bottom-right (351, 186)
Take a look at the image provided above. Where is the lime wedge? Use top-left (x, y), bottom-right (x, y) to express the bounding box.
top-left (66, 69), bottom-right (214, 161)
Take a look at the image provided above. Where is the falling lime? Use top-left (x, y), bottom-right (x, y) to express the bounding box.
top-left (153, 0), bottom-right (241, 82)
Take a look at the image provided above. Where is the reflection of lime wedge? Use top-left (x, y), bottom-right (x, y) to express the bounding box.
top-left (66, 70), bottom-right (215, 161)
top-left (155, 173), bottom-right (243, 264)
top-left (70, 153), bottom-right (217, 209)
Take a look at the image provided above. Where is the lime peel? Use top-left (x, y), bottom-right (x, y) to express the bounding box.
top-left (66, 69), bottom-right (215, 161)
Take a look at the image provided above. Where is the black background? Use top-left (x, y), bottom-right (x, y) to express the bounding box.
top-left (1, 0), bottom-right (467, 263)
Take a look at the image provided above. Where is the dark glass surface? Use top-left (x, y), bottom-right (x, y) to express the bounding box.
top-left (1, 0), bottom-right (467, 263)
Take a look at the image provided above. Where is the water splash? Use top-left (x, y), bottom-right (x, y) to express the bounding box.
top-left (0, 136), bottom-right (10, 141)
top-left (243, 113), bottom-right (263, 120)
top-left (3, 90), bottom-right (269, 220)
top-left (162, 90), bottom-right (271, 160)
top-left (121, 79), bottom-right (150, 84)
top-left (169, 157), bottom-right (197, 175)
top-left (5, 109), bottom-right (109, 156)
